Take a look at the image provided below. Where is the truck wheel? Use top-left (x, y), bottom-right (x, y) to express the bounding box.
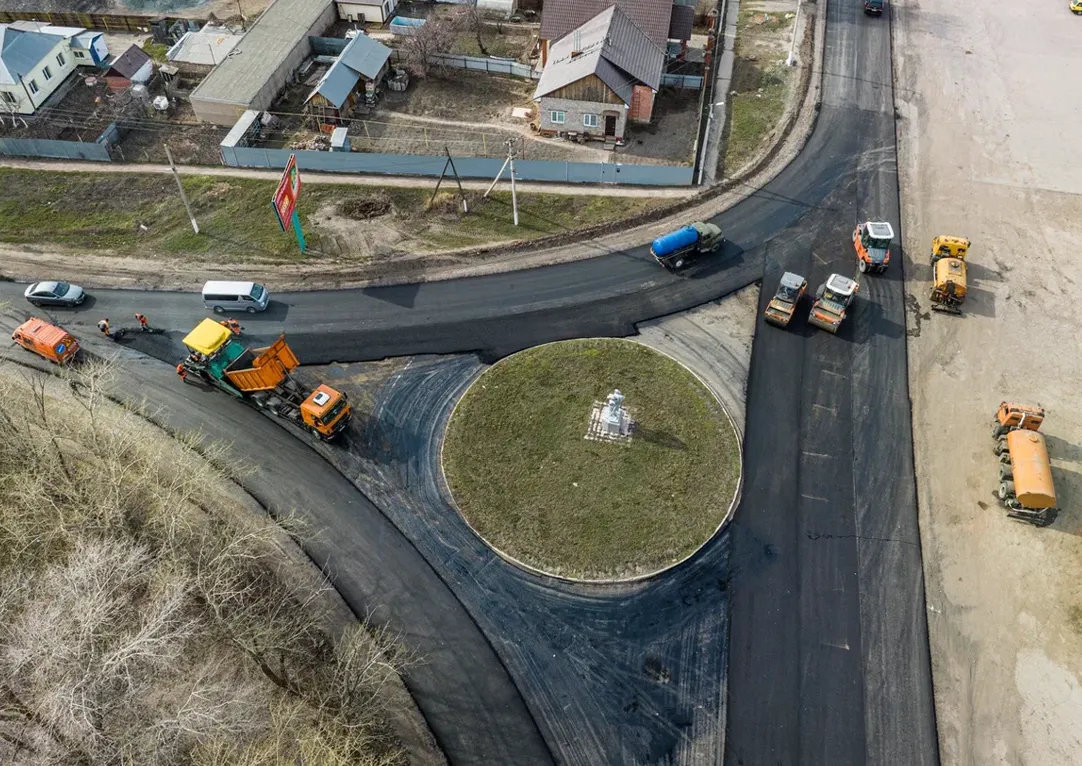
top-left (213, 306), bottom-right (224, 314)
top-left (997, 452), bottom-right (1011, 464)
top-left (246, 307), bottom-right (258, 314)
top-left (992, 423), bottom-right (1008, 439)
top-left (998, 481), bottom-right (1015, 501)
top-left (858, 259), bottom-right (868, 273)
top-left (998, 464), bottom-right (1013, 481)
top-left (993, 438), bottom-right (1008, 456)
top-left (674, 258), bottom-right (685, 269)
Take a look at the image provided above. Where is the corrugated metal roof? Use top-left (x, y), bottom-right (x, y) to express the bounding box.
top-left (0, 25), bottom-right (62, 85)
top-left (667, 4), bottom-right (694, 41)
top-left (309, 60), bottom-right (359, 107)
top-left (337, 33), bottom-right (390, 79)
top-left (306, 33), bottom-right (390, 108)
top-left (191, 0), bottom-right (333, 109)
top-left (534, 5), bottom-right (663, 102)
top-left (106, 44), bottom-right (152, 78)
top-left (540, 0), bottom-right (677, 47)
top-left (167, 28), bottom-right (243, 66)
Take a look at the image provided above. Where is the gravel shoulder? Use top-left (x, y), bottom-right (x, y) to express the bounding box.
top-left (894, 2), bottom-right (1082, 764)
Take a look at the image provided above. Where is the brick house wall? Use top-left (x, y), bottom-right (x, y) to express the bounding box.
top-left (629, 85), bottom-right (655, 123)
top-left (538, 96), bottom-right (627, 141)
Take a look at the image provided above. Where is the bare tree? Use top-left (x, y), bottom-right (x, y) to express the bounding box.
top-left (401, 12), bottom-right (461, 78)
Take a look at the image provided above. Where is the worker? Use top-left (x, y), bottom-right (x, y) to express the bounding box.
top-left (97, 318), bottom-right (110, 337)
top-left (176, 363), bottom-right (188, 382)
top-left (135, 313), bottom-right (150, 332)
top-left (190, 351), bottom-right (205, 364)
top-left (219, 318), bottom-right (242, 336)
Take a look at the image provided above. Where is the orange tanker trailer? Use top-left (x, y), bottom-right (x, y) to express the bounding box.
top-left (992, 402), bottom-right (1058, 526)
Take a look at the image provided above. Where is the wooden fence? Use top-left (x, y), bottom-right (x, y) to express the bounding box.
top-left (0, 10), bottom-right (166, 32)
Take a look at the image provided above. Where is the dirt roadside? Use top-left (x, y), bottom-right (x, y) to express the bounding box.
top-left (0, 0), bottom-right (827, 292)
top-left (894, 2), bottom-right (1082, 764)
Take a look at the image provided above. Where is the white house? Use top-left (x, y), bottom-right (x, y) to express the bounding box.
top-left (0, 24), bottom-right (78, 115)
top-left (7, 21), bottom-right (108, 67)
top-left (335, 0), bottom-right (399, 24)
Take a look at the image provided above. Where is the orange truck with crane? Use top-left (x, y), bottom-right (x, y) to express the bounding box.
top-left (179, 319), bottom-right (352, 441)
top-left (991, 402), bottom-right (1058, 527)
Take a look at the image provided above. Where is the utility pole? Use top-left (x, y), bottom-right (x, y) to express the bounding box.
top-left (484, 138), bottom-right (518, 226)
top-left (430, 146), bottom-right (469, 214)
top-left (236, 0), bottom-right (247, 31)
top-left (164, 145), bottom-right (199, 234)
top-left (787, 1), bottom-right (802, 67)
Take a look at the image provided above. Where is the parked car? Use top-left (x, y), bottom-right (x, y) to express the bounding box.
top-left (24, 281), bottom-right (87, 307)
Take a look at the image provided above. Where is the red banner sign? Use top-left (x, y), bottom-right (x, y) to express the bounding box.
top-left (272, 153), bottom-right (302, 232)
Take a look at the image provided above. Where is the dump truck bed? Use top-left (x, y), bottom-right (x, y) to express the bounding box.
top-left (223, 337), bottom-right (300, 392)
top-left (1007, 430), bottom-right (1057, 509)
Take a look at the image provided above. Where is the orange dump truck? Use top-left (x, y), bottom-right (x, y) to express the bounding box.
top-left (992, 402), bottom-right (1058, 526)
top-left (179, 319), bottom-right (352, 441)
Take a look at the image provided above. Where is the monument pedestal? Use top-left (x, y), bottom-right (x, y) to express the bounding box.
top-left (584, 389), bottom-right (635, 445)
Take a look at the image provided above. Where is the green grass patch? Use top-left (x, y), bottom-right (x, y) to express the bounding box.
top-left (450, 28), bottom-right (528, 59)
top-left (442, 339), bottom-right (741, 580)
top-left (722, 65), bottom-right (791, 174)
top-left (0, 169), bottom-right (664, 263)
top-left (141, 39), bottom-right (170, 64)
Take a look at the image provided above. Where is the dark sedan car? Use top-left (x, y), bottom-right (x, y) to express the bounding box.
top-left (24, 281), bottom-right (87, 307)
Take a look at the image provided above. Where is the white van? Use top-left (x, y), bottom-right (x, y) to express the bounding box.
top-left (201, 281), bottom-right (270, 314)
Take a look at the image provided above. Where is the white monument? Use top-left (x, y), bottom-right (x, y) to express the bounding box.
top-left (585, 388), bottom-right (635, 444)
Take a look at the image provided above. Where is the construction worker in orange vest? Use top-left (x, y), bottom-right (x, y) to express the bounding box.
top-left (219, 318), bottom-right (242, 336)
top-left (176, 362), bottom-right (188, 382)
top-left (135, 313), bottom-right (150, 331)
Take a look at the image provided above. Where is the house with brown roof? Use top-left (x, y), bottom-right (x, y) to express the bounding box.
top-left (533, 4), bottom-right (665, 143)
top-left (103, 44), bottom-right (153, 92)
top-left (538, 0), bottom-right (695, 66)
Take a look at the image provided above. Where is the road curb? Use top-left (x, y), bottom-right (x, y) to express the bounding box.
top-left (436, 337), bottom-right (744, 586)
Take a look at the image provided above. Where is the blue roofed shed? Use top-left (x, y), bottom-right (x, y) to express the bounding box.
top-left (305, 33), bottom-right (391, 128)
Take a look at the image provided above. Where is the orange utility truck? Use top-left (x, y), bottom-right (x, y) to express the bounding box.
top-left (179, 319), bottom-right (352, 441)
top-left (991, 402), bottom-right (1058, 526)
top-left (11, 318), bottom-right (80, 365)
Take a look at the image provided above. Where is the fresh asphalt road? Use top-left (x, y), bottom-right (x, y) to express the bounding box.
top-left (0, 1), bottom-right (939, 763)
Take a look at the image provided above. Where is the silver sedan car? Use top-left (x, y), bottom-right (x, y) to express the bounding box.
top-left (24, 281), bottom-right (87, 308)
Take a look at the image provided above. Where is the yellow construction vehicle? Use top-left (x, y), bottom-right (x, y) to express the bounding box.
top-left (929, 235), bottom-right (970, 315)
top-left (1072, 0), bottom-right (1082, 15)
top-left (991, 402), bottom-right (1057, 526)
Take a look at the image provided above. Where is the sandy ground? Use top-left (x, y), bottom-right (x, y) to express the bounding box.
top-left (894, 2), bottom-right (1082, 764)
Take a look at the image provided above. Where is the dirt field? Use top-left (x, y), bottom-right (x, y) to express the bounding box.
top-left (894, 1), bottom-right (1082, 764)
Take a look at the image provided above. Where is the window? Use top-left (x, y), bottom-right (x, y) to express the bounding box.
top-left (74, 50), bottom-right (86, 59)
top-left (56, 52), bottom-right (66, 67)
top-left (583, 113), bottom-right (599, 129)
top-left (550, 110), bottom-right (565, 125)
top-left (27, 80), bottom-right (39, 95)
top-left (1, 92), bottom-right (16, 104)
top-left (42, 66), bottom-right (52, 81)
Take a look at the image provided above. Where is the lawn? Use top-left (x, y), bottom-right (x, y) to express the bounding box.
top-left (442, 339), bottom-right (741, 580)
top-left (723, 66), bottom-right (791, 174)
top-left (0, 169), bottom-right (664, 263)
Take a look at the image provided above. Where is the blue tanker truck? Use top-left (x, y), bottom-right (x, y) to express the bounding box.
top-left (650, 221), bottom-right (725, 270)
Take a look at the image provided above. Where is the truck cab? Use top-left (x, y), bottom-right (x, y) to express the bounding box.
top-left (864, 0), bottom-right (884, 15)
top-left (302, 385), bottom-right (352, 440)
top-left (854, 221), bottom-right (894, 273)
top-left (808, 274), bottom-right (859, 333)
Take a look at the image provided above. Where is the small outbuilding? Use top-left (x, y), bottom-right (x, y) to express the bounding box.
top-left (103, 44), bottom-right (153, 91)
top-left (305, 32), bottom-right (391, 129)
top-left (335, 0), bottom-right (399, 25)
